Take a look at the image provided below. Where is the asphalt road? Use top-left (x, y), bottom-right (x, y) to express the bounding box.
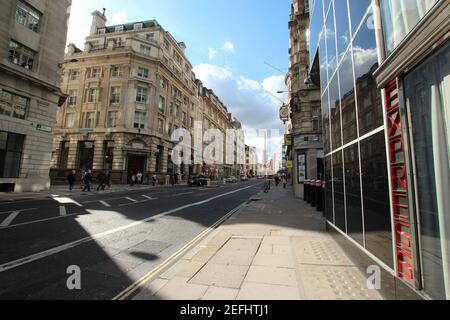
top-left (0, 180), bottom-right (263, 299)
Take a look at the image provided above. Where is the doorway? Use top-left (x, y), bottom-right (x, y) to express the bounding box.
top-left (127, 155), bottom-right (146, 183)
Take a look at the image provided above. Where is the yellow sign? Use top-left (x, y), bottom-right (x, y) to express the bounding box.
top-left (286, 160), bottom-right (293, 169)
top-left (284, 134), bottom-right (292, 146)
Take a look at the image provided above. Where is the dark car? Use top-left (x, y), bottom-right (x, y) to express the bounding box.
top-left (188, 174), bottom-right (210, 187)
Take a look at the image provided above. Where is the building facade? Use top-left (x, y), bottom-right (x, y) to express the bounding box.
top-left (51, 11), bottom-right (242, 184)
top-left (0, 0), bottom-right (71, 192)
top-left (285, 0), bottom-right (323, 198)
top-left (308, 0), bottom-right (449, 299)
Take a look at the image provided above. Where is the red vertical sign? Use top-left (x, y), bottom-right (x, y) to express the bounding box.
top-left (385, 79), bottom-right (414, 282)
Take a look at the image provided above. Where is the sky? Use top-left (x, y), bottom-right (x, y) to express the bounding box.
top-left (66, 0), bottom-right (291, 166)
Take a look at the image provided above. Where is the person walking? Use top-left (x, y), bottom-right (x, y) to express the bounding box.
top-left (275, 175), bottom-right (280, 187)
top-left (130, 171), bottom-right (136, 186)
top-left (96, 171), bottom-right (106, 191)
top-left (152, 174), bottom-right (157, 187)
top-left (137, 171), bottom-right (143, 185)
top-left (82, 170), bottom-right (93, 192)
top-left (104, 170), bottom-right (111, 189)
top-left (67, 170), bottom-right (76, 192)
top-left (282, 176), bottom-right (287, 189)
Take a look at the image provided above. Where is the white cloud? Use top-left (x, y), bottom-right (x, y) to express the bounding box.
top-left (208, 48), bottom-right (217, 60)
top-left (220, 41), bottom-right (235, 53)
top-left (111, 9), bottom-right (128, 24)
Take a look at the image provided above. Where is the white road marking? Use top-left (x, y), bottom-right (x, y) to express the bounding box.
top-left (99, 201), bottom-right (111, 207)
top-left (0, 184), bottom-right (258, 273)
top-left (0, 208), bottom-right (37, 215)
top-left (173, 192), bottom-right (194, 197)
top-left (0, 211), bottom-right (20, 227)
top-left (59, 206), bottom-right (67, 216)
top-left (125, 197), bottom-right (137, 203)
top-left (141, 195), bottom-right (155, 200)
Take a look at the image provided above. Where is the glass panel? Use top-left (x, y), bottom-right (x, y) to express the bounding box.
top-left (348, 0), bottom-right (371, 35)
top-left (325, 6), bottom-right (337, 80)
top-left (353, 9), bottom-right (383, 136)
top-left (322, 90), bottom-right (331, 154)
top-left (329, 74), bottom-right (342, 150)
top-left (380, 0), bottom-right (439, 55)
top-left (344, 144), bottom-right (363, 245)
top-left (309, 0), bottom-right (324, 66)
top-left (319, 26), bottom-right (328, 91)
top-left (334, 0), bottom-right (351, 61)
top-left (325, 154), bottom-right (334, 223)
top-left (333, 151), bottom-right (346, 231)
top-left (404, 42), bottom-right (450, 300)
top-left (360, 132), bottom-right (393, 268)
top-left (340, 49), bottom-right (357, 144)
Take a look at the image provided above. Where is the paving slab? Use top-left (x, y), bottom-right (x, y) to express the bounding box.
top-left (189, 263), bottom-right (249, 289)
top-left (155, 277), bottom-right (209, 300)
top-left (202, 286), bottom-right (239, 300)
top-left (245, 265), bottom-right (297, 287)
top-left (236, 282), bottom-right (301, 300)
top-left (252, 252), bottom-right (295, 268)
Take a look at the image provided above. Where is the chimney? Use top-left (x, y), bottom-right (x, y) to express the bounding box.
top-left (90, 10), bottom-right (107, 36)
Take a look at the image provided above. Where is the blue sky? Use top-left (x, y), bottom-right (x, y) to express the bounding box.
top-left (67, 0), bottom-right (290, 163)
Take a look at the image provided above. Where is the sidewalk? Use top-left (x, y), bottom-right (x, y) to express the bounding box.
top-left (132, 186), bottom-right (383, 300)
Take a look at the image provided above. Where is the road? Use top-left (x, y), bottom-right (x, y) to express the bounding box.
top-left (0, 180), bottom-right (262, 299)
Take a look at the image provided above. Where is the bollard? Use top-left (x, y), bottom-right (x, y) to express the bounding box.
top-left (305, 180), bottom-right (311, 204)
top-left (316, 180), bottom-right (323, 212)
top-left (311, 180), bottom-right (316, 207)
top-left (322, 181), bottom-right (326, 217)
top-left (303, 180), bottom-right (307, 201)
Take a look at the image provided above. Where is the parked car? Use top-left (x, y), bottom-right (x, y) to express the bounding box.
top-left (225, 176), bottom-right (238, 183)
top-left (188, 174), bottom-right (210, 187)
top-left (240, 175), bottom-right (248, 181)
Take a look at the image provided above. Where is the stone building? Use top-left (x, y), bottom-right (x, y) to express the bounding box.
top-left (0, 0), bottom-right (71, 192)
top-left (51, 11), bottom-right (242, 184)
top-left (285, 0), bottom-right (322, 198)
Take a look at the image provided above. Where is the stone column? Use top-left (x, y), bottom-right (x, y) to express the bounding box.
top-left (93, 139), bottom-right (105, 170)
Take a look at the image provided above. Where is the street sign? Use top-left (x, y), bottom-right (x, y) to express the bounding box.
top-left (286, 160), bottom-right (293, 169)
top-left (279, 105), bottom-right (289, 121)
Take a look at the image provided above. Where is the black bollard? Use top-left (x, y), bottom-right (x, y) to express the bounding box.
top-left (316, 180), bottom-right (323, 212)
top-left (311, 180), bottom-right (316, 207)
top-left (306, 180), bottom-right (310, 204)
top-left (303, 180), bottom-right (307, 201)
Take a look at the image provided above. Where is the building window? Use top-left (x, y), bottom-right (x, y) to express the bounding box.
top-left (134, 23), bottom-right (143, 30)
top-left (140, 45), bottom-right (151, 56)
top-left (110, 87), bottom-right (121, 104)
top-left (84, 112), bottom-right (95, 128)
top-left (68, 90), bottom-right (77, 106)
top-left (15, 1), bottom-right (41, 32)
top-left (65, 113), bottom-right (75, 128)
top-left (8, 40), bottom-right (35, 70)
top-left (160, 77), bottom-right (167, 89)
top-left (159, 96), bottom-right (166, 114)
top-left (112, 38), bottom-right (122, 49)
top-left (107, 111), bottom-right (118, 128)
top-left (189, 116), bottom-right (194, 128)
top-left (134, 111), bottom-right (146, 129)
top-left (111, 66), bottom-right (122, 77)
top-left (163, 39), bottom-right (170, 50)
top-left (0, 131), bottom-right (25, 178)
top-left (59, 141), bottom-right (70, 169)
top-left (182, 111), bottom-right (187, 126)
top-left (70, 70), bottom-right (80, 81)
top-left (115, 25), bottom-right (124, 33)
top-left (91, 68), bottom-right (102, 78)
top-left (104, 141), bottom-right (114, 170)
top-left (97, 28), bottom-right (106, 35)
top-left (0, 90), bottom-right (28, 120)
top-left (158, 118), bottom-right (164, 134)
top-left (168, 123), bottom-right (173, 135)
top-left (87, 88), bottom-right (99, 103)
top-left (78, 141), bottom-right (94, 170)
top-left (137, 67), bottom-right (149, 78)
top-left (136, 87), bottom-right (148, 103)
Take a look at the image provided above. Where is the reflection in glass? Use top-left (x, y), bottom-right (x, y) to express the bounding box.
top-left (334, 0), bottom-right (351, 61)
top-left (340, 49), bottom-right (357, 144)
top-left (325, 6), bottom-right (337, 80)
top-left (329, 74), bottom-right (342, 150)
top-left (309, 0), bottom-right (324, 66)
top-left (322, 90), bottom-right (331, 155)
top-left (380, 0), bottom-right (438, 55)
top-left (325, 155), bottom-right (334, 223)
top-left (348, 0), bottom-right (372, 35)
top-left (319, 26), bottom-right (328, 92)
top-left (404, 42), bottom-right (449, 300)
top-left (333, 151), bottom-right (345, 231)
top-left (353, 10), bottom-right (382, 136)
top-left (344, 144), bottom-right (363, 245)
top-left (360, 132), bottom-right (393, 268)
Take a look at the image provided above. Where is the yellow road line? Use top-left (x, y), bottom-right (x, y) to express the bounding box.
top-left (112, 204), bottom-right (244, 300)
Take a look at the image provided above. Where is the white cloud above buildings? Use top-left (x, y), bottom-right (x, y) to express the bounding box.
top-left (220, 41), bottom-right (235, 53)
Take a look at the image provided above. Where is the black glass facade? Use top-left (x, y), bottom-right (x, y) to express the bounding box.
top-left (310, 0), bottom-right (393, 269)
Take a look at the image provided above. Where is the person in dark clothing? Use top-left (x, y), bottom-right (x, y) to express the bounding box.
top-left (275, 176), bottom-right (280, 187)
top-left (67, 170), bottom-right (76, 192)
top-left (97, 172), bottom-right (106, 191)
top-left (82, 170), bottom-right (93, 192)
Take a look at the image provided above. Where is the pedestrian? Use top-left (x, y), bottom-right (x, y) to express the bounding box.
top-left (152, 174), bottom-right (157, 187)
top-left (104, 170), bottom-right (111, 189)
top-left (170, 174), bottom-right (175, 187)
top-left (67, 170), bottom-right (76, 192)
top-left (275, 176), bottom-right (280, 187)
top-left (130, 171), bottom-right (136, 186)
top-left (96, 171), bottom-right (106, 191)
top-left (137, 171), bottom-right (143, 185)
top-left (82, 170), bottom-right (93, 192)
top-left (282, 176), bottom-right (287, 189)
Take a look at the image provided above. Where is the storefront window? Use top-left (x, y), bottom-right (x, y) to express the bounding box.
top-left (333, 151), bottom-right (345, 231)
top-left (0, 131), bottom-right (25, 178)
top-left (380, 0), bottom-right (438, 55)
top-left (345, 143), bottom-right (363, 245)
top-left (404, 42), bottom-right (449, 300)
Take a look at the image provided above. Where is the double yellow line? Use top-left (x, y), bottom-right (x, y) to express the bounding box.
top-left (112, 204), bottom-right (243, 300)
